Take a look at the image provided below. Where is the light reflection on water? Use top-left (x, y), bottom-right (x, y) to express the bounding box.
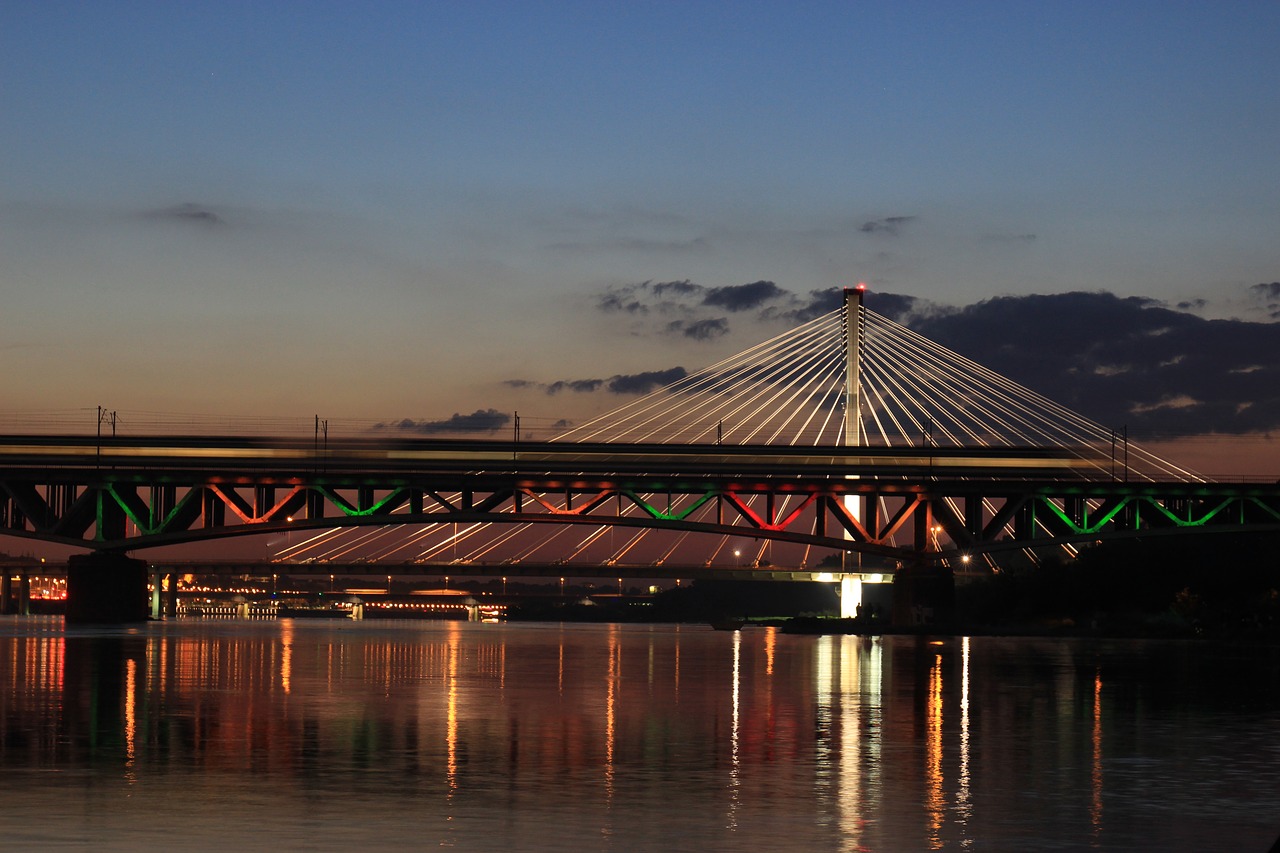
top-left (1, 617), bottom-right (1279, 851)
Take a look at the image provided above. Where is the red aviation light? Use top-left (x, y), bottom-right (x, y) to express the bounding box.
top-left (855, 282), bottom-right (867, 292)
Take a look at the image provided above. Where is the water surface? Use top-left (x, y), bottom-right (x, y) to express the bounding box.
top-left (1, 617), bottom-right (1277, 851)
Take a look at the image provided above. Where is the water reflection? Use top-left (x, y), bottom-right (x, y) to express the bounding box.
top-left (0, 618), bottom-right (1278, 851)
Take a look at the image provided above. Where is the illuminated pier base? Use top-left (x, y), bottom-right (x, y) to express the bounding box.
top-left (66, 552), bottom-right (149, 624)
top-left (840, 576), bottom-right (862, 619)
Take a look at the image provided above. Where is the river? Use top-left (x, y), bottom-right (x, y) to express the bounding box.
top-left (1, 616), bottom-right (1277, 851)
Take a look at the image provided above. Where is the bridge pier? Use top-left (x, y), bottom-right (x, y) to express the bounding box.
top-left (151, 570), bottom-right (163, 619)
top-left (893, 564), bottom-right (956, 628)
top-left (1, 571), bottom-right (32, 616)
top-left (66, 552), bottom-right (149, 624)
top-left (839, 576), bottom-right (862, 619)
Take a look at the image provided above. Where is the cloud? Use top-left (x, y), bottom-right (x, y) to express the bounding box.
top-left (668, 318), bottom-right (729, 340)
top-left (1250, 282), bottom-right (1280, 319)
top-left (701, 280), bottom-right (786, 312)
top-left (598, 280), bottom-right (704, 315)
top-left (903, 291), bottom-right (1280, 435)
top-left (588, 278), bottom-right (1280, 435)
top-left (142, 202), bottom-right (225, 226)
top-left (546, 378), bottom-right (605, 394)
top-left (858, 215), bottom-right (917, 236)
top-left (511, 367), bottom-right (689, 396)
top-left (606, 367), bottom-right (688, 394)
top-left (596, 278), bottom-right (799, 338)
top-left (652, 279), bottom-right (700, 297)
top-left (374, 409), bottom-right (511, 434)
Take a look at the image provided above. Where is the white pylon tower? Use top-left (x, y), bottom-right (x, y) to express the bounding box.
top-left (843, 283), bottom-right (865, 446)
top-left (841, 283), bottom-right (867, 617)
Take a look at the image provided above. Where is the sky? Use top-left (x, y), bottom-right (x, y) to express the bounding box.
top-left (3, 1), bottom-right (1280, 475)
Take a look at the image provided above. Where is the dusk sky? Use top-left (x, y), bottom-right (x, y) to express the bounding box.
top-left (3, 3), bottom-right (1279, 473)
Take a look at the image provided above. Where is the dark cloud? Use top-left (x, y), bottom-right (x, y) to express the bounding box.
top-left (904, 291), bottom-right (1280, 436)
top-left (652, 279), bottom-right (700, 297)
top-left (1251, 282), bottom-right (1280, 319)
top-left (143, 202), bottom-right (225, 226)
top-left (375, 409), bottom-right (510, 434)
top-left (589, 276), bottom-right (1280, 436)
top-left (597, 279), bottom-right (800, 338)
top-left (760, 288), bottom-right (843, 323)
top-left (512, 367), bottom-right (689, 396)
top-left (668, 318), bottom-right (729, 340)
top-left (702, 280), bottom-right (786, 312)
top-left (546, 378), bottom-right (605, 394)
top-left (597, 288), bottom-right (651, 315)
top-left (598, 279), bottom-right (705, 315)
top-left (606, 367), bottom-right (688, 394)
top-left (858, 215), bottom-right (916, 236)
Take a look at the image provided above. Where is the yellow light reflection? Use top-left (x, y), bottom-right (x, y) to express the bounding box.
top-left (764, 626), bottom-right (776, 676)
top-left (837, 636), bottom-right (862, 850)
top-left (446, 623), bottom-right (461, 797)
top-left (957, 637), bottom-right (972, 842)
top-left (124, 657), bottom-right (137, 783)
top-left (727, 628), bottom-right (741, 830)
top-left (673, 629), bottom-right (680, 701)
top-left (604, 625), bottom-right (620, 805)
top-left (1092, 667), bottom-right (1103, 835)
top-left (279, 619), bottom-right (293, 694)
top-left (926, 652), bottom-right (944, 849)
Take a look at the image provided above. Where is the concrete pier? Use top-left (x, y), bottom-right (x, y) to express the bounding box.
top-left (892, 564), bottom-right (956, 627)
top-left (66, 552), bottom-right (149, 624)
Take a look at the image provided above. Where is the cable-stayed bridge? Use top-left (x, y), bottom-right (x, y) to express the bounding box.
top-left (2, 288), bottom-right (1278, 582)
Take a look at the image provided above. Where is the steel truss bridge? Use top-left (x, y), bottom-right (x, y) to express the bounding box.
top-left (3, 288), bottom-right (1278, 574)
top-left (1, 434), bottom-right (1278, 568)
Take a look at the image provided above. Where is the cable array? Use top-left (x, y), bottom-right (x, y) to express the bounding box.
top-left (276, 305), bottom-right (1198, 566)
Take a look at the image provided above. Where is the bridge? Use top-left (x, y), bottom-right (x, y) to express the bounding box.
top-left (3, 287), bottom-right (1278, 620)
